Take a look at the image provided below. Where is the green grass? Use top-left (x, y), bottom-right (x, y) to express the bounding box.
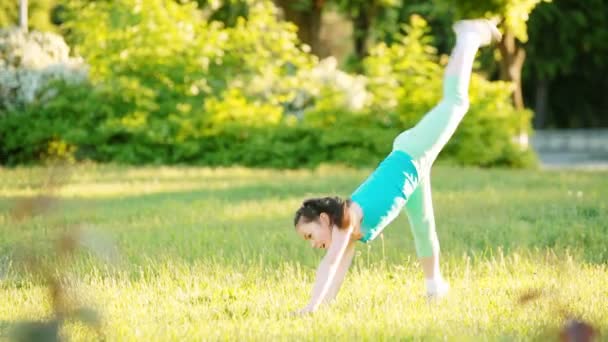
top-left (0, 164), bottom-right (607, 341)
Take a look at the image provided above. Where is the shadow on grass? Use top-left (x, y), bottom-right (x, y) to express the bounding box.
top-left (1, 170), bottom-right (607, 271)
top-left (0, 320), bottom-right (11, 339)
top-left (0, 175), bottom-right (342, 211)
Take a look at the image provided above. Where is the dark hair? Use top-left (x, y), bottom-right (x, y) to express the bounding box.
top-left (293, 196), bottom-right (351, 229)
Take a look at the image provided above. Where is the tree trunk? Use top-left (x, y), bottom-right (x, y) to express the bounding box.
top-left (19, 0), bottom-right (28, 32)
top-left (274, 0), bottom-right (324, 57)
top-left (498, 31), bottom-right (528, 148)
top-left (497, 31), bottom-right (526, 110)
top-left (533, 77), bottom-right (548, 129)
top-left (353, 9), bottom-right (371, 60)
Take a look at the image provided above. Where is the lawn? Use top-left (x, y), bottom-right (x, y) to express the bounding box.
top-left (0, 164), bottom-right (606, 341)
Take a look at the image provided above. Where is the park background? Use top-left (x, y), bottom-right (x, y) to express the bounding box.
top-left (1, 0), bottom-right (607, 168)
top-left (0, 0), bottom-right (607, 341)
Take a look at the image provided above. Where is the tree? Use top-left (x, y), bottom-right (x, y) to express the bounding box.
top-left (447, 0), bottom-right (551, 111)
top-left (20, 0), bottom-right (28, 31)
top-left (190, 0), bottom-right (326, 57)
top-left (273, 0), bottom-right (325, 56)
top-left (524, 0), bottom-right (608, 128)
top-left (270, 0), bottom-right (402, 60)
top-left (334, 0), bottom-right (402, 60)
top-left (187, 0), bottom-right (250, 26)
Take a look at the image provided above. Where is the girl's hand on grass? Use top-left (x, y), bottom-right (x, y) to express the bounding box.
top-left (294, 305), bottom-right (317, 316)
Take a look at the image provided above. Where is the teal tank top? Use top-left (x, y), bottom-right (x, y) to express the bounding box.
top-left (350, 150), bottom-right (419, 243)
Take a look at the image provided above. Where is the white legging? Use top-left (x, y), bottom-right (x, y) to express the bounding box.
top-left (391, 31), bottom-right (481, 257)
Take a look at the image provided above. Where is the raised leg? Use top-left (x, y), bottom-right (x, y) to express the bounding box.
top-left (392, 19), bottom-right (501, 175)
top-left (396, 19), bottom-right (501, 298)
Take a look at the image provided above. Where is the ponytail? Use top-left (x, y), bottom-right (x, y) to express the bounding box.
top-left (293, 196), bottom-right (351, 229)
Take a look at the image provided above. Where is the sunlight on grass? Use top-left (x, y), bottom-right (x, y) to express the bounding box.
top-left (0, 164), bottom-right (606, 340)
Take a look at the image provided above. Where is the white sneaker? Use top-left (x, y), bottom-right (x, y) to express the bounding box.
top-left (453, 19), bottom-right (502, 46)
top-left (426, 280), bottom-right (450, 300)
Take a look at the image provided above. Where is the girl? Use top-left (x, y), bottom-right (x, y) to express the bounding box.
top-left (293, 19), bottom-right (501, 314)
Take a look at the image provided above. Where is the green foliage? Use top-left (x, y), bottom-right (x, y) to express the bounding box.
top-left (335, 0), bottom-right (405, 46)
top-left (0, 3), bottom-right (535, 168)
top-left (524, 0), bottom-right (608, 128)
top-left (0, 81), bottom-right (110, 164)
top-left (363, 16), bottom-right (536, 167)
top-left (0, 28), bottom-right (88, 164)
top-left (54, 0), bottom-right (319, 164)
top-left (448, 76), bottom-right (536, 167)
top-left (448, 0), bottom-right (551, 42)
top-left (0, 0), bottom-right (60, 32)
top-left (364, 15), bottom-right (442, 125)
top-left (192, 0), bottom-right (250, 26)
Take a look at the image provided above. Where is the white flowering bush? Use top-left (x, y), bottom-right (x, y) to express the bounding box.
top-left (0, 27), bottom-right (87, 113)
top-left (241, 56), bottom-right (369, 123)
top-left (309, 57), bottom-right (369, 110)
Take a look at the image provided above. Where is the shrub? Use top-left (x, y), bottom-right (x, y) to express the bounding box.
top-left (0, 80), bottom-right (109, 164)
top-left (0, 4), bottom-right (536, 169)
top-left (0, 28), bottom-right (87, 113)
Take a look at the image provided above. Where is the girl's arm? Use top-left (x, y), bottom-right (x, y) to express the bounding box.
top-left (298, 226), bottom-right (355, 314)
top-left (323, 240), bottom-right (356, 304)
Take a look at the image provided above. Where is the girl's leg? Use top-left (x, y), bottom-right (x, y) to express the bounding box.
top-left (394, 20), bottom-right (500, 297)
top-left (393, 19), bottom-right (501, 175)
top-left (403, 176), bottom-right (449, 297)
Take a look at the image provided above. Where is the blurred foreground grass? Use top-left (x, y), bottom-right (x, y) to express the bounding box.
top-left (0, 164), bottom-right (606, 340)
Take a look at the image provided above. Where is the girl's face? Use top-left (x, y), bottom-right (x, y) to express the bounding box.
top-left (295, 213), bottom-right (332, 249)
